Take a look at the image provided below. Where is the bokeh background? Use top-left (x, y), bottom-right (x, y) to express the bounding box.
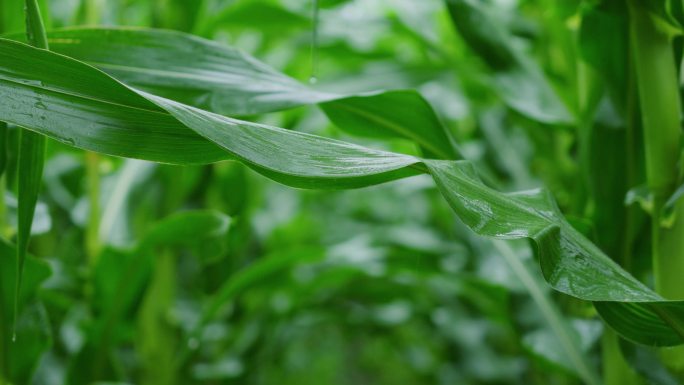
top-left (1, 0), bottom-right (613, 384)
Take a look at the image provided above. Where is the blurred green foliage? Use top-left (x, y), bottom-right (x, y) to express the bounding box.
top-left (2, 0), bottom-right (682, 384)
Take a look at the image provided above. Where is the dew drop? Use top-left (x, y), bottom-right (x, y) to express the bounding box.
top-left (34, 101), bottom-right (47, 110)
top-left (64, 138), bottom-right (76, 146)
top-left (309, 76), bottom-right (318, 85)
top-left (11, 332), bottom-right (16, 343)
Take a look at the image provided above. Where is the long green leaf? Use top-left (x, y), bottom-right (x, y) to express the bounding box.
top-left (7, 27), bottom-right (459, 159)
top-left (14, 0), bottom-right (48, 340)
top-left (15, 129), bottom-right (44, 320)
top-left (0, 239), bottom-right (52, 384)
top-left (1, 38), bottom-right (684, 346)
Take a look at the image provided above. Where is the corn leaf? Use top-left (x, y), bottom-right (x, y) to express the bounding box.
top-left (0, 239), bottom-right (52, 384)
top-left (444, 0), bottom-right (573, 124)
top-left (1, 38), bottom-right (684, 346)
top-left (7, 27), bottom-right (459, 159)
top-left (14, 0), bottom-right (49, 340)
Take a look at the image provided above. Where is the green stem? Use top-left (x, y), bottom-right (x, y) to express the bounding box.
top-left (629, 0), bottom-right (684, 374)
top-left (628, 0), bottom-right (684, 300)
top-left (621, 41), bottom-right (639, 273)
top-left (138, 249), bottom-right (177, 385)
top-left (85, 151), bottom-right (101, 265)
top-left (24, 0), bottom-right (48, 50)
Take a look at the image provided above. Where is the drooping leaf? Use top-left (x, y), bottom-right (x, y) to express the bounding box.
top-left (2, 38), bottom-right (684, 347)
top-left (425, 159), bottom-right (684, 346)
top-left (6, 27), bottom-right (460, 159)
top-left (0, 38), bottom-right (229, 164)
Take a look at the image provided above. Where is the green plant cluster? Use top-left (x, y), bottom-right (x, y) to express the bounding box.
top-left (1, 0), bottom-right (684, 384)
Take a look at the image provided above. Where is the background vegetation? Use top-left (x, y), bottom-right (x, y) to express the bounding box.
top-left (2, 0), bottom-right (684, 384)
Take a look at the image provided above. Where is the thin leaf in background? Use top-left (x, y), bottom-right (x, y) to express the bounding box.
top-left (444, 0), bottom-right (573, 124)
top-left (492, 240), bottom-right (600, 385)
top-left (2, 1), bottom-right (684, 383)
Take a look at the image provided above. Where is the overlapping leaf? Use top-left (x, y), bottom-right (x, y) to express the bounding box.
top-left (17, 27), bottom-right (458, 159)
top-left (1, 38), bottom-right (684, 346)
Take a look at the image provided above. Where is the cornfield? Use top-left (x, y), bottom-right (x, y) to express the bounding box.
top-left (1, 0), bottom-right (684, 384)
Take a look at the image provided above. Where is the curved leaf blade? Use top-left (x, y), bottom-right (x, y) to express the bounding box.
top-left (8, 27), bottom-right (459, 159)
top-left (0, 38), bottom-right (228, 164)
top-left (2, 38), bottom-right (684, 347)
top-left (14, 0), bottom-right (49, 340)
